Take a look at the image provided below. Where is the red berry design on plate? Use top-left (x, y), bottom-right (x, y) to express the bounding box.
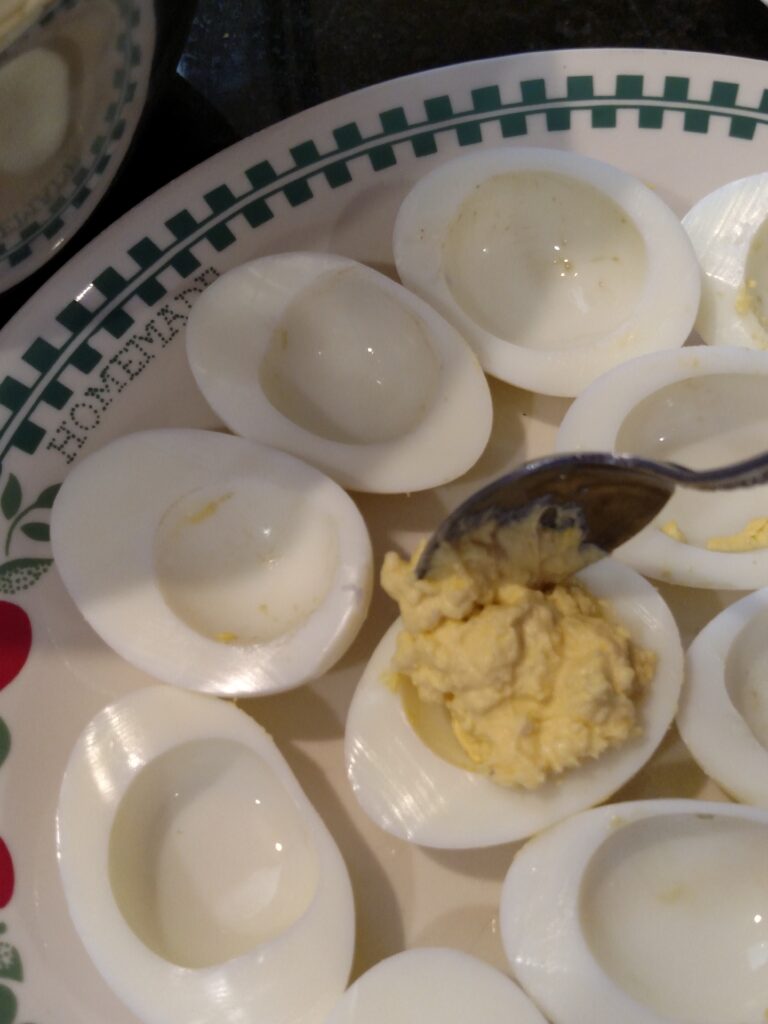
top-left (0, 604), bottom-right (30, 691)
top-left (0, 841), bottom-right (13, 909)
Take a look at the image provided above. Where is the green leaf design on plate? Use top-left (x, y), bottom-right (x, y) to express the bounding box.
top-left (19, 525), bottom-right (49, 544)
top-left (0, 559), bottom-right (52, 595)
top-left (0, 722), bottom-right (9, 770)
top-left (0, 983), bottom-right (16, 1024)
top-left (0, 943), bottom-right (22, 983)
top-left (3, 479), bottom-right (61, 557)
top-left (0, 480), bottom-right (21, 523)
top-left (30, 484), bottom-right (60, 512)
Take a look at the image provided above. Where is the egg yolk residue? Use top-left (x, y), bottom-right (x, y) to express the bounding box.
top-left (381, 515), bottom-right (656, 790)
top-left (661, 516), bottom-right (768, 552)
top-left (660, 519), bottom-right (687, 543)
top-left (706, 516), bottom-right (768, 552)
top-left (734, 276), bottom-right (768, 335)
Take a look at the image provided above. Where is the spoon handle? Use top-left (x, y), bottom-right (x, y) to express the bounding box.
top-left (637, 450), bottom-right (768, 491)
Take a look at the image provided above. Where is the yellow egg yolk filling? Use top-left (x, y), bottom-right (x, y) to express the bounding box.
top-left (381, 515), bottom-right (656, 790)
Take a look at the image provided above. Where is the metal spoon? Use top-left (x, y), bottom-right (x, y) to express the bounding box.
top-left (415, 450), bottom-right (768, 579)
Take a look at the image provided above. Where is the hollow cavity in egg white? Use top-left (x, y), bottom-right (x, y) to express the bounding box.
top-left (57, 686), bottom-right (355, 1024)
top-left (443, 170), bottom-right (647, 350)
top-left (677, 588), bottom-right (768, 808)
top-left (185, 252), bottom-right (492, 493)
top-left (556, 346), bottom-right (768, 589)
top-left (260, 268), bottom-right (440, 444)
top-left (615, 372), bottom-right (768, 544)
top-left (726, 607), bottom-right (768, 750)
top-left (345, 558), bottom-right (683, 849)
top-left (110, 737), bottom-right (320, 968)
top-left (50, 428), bottom-right (372, 696)
top-left (154, 478), bottom-right (338, 645)
top-left (500, 800), bottom-right (768, 1024)
top-left (394, 146), bottom-right (700, 396)
top-left (0, 46), bottom-right (70, 175)
top-left (582, 815), bottom-right (768, 1022)
top-left (682, 171), bottom-right (768, 350)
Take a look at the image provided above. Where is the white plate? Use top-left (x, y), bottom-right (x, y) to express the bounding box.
top-left (0, 47), bottom-right (761, 1024)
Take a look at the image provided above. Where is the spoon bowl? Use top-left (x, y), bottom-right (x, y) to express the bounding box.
top-left (416, 450), bottom-right (768, 579)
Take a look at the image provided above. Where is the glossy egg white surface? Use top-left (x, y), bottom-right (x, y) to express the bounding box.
top-left (56, 686), bottom-right (355, 1024)
top-left (0, 46), bottom-right (70, 175)
top-left (393, 146), bottom-right (700, 397)
top-left (324, 947), bottom-right (547, 1024)
top-left (50, 428), bottom-right (372, 696)
top-left (678, 587), bottom-right (768, 808)
top-left (682, 172), bottom-right (768, 350)
top-left (345, 558), bottom-right (683, 849)
top-left (185, 252), bottom-right (493, 493)
top-left (556, 345), bottom-right (768, 589)
top-left (500, 799), bottom-right (768, 1024)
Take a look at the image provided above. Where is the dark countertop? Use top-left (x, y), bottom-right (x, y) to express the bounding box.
top-left (2, 0), bottom-right (767, 325)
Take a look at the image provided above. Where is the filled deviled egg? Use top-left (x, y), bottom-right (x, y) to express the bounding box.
top-left (345, 528), bottom-right (683, 849)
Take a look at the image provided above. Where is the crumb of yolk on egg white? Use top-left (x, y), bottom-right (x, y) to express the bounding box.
top-left (734, 277), bottom-right (768, 333)
top-left (380, 514), bottom-right (656, 790)
top-left (660, 516), bottom-right (768, 552)
top-left (707, 516), bottom-right (768, 552)
top-left (660, 519), bottom-right (687, 543)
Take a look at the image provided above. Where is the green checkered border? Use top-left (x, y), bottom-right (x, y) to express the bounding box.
top-left (1, 71), bottom-right (767, 463)
top-left (0, 0), bottom-right (143, 268)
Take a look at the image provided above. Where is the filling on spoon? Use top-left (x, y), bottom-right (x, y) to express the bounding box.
top-left (381, 509), bottom-right (656, 790)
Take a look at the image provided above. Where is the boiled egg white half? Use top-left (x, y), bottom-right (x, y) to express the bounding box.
top-left (500, 799), bottom-right (768, 1024)
top-left (0, 45), bottom-right (69, 175)
top-left (324, 947), bottom-right (547, 1024)
top-left (185, 252), bottom-right (492, 493)
top-left (57, 686), bottom-right (355, 1024)
top-left (0, 0), bottom-right (54, 50)
top-left (393, 146), bottom-right (700, 397)
top-left (678, 587), bottom-right (768, 808)
top-left (682, 172), bottom-right (768, 350)
top-left (556, 346), bottom-right (768, 589)
top-left (345, 558), bottom-right (682, 849)
top-left (50, 428), bottom-right (372, 696)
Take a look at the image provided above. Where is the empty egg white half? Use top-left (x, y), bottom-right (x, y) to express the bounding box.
top-left (556, 345), bottom-right (768, 589)
top-left (678, 587), bottom-right (768, 808)
top-left (185, 252), bottom-right (493, 493)
top-left (0, 46), bottom-right (69, 175)
top-left (57, 686), bottom-right (355, 1024)
top-left (50, 428), bottom-right (372, 696)
top-left (345, 558), bottom-right (682, 849)
top-left (500, 799), bottom-right (768, 1024)
top-left (682, 172), bottom-right (768, 350)
top-left (324, 947), bottom-right (547, 1024)
top-left (0, 0), bottom-right (53, 49)
top-left (393, 147), bottom-right (700, 397)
